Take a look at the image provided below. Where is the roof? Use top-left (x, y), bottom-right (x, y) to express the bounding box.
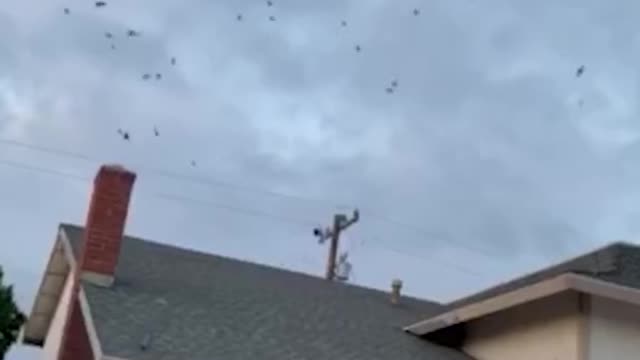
top-left (445, 241), bottom-right (640, 309)
top-left (61, 224), bottom-right (472, 360)
top-left (404, 241), bottom-right (640, 336)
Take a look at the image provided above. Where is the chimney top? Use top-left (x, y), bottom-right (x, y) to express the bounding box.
top-left (101, 163), bottom-right (131, 172)
top-left (95, 164), bottom-right (136, 182)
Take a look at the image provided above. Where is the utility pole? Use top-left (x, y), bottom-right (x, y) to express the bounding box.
top-left (313, 209), bottom-right (359, 281)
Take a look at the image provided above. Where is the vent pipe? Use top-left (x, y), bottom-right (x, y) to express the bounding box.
top-left (391, 279), bottom-right (403, 305)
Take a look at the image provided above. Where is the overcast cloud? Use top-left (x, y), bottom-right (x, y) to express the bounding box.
top-left (3, 0), bottom-right (640, 358)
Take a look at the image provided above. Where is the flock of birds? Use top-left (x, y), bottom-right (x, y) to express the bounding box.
top-left (63, 2), bottom-right (195, 163)
top-left (60, 0), bottom-right (423, 167)
top-left (60, 1), bottom-right (589, 168)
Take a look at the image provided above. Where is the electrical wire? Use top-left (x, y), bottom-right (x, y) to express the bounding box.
top-left (156, 193), bottom-right (318, 227)
top-left (0, 157), bottom-right (486, 277)
top-left (346, 233), bottom-right (484, 278)
top-left (0, 158), bottom-right (314, 227)
top-left (0, 136), bottom-right (498, 258)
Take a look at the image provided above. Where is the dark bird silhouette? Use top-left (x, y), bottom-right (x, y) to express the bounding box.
top-left (155, 73), bottom-right (162, 80)
top-left (576, 65), bottom-right (585, 77)
top-left (413, 8), bottom-right (420, 16)
top-left (111, 44), bottom-right (116, 50)
top-left (341, 20), bottom-right (347, 27)
top-left (117, 129), bottom-right (130, 141)
top-left (355, 44), bottom-right (361, 52)
top-left (191, 160), bottom-right (197, 167)
top-left (237, 13), bottom-right (243, 21)
top-left (63, 8), bottom-right (70, 14)
top-left (127, 29), bottom-right (140, 37)
top-left (142, 73), bottom-right (151, 80)
top-left (269, 15), bottom-right (276, 21)
top-left (170, 57), bottom-right (176, 66)
top-left (153, 127), bottom-right (159, 136)
top-left (267, 0), bottom-right (273, 6)
top-left (391, 80), bottom-right (398, 88)
top-left (105, 32), bottom-right (113, 39)
top-left (95, 1), bottom-right (106, 7)
top-left (385, 87), bottom-right (394, 94)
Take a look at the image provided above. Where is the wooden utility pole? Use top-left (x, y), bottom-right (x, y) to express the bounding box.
top-left (313, 209), bottom-right (359, 281)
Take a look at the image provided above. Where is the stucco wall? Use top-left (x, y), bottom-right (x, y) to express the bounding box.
top-left (42, 273), bottom-right (73, 360)
top-left (587, 295), bottom-right (640, 360)
top-left (462, 291), bottom-right (582, 360)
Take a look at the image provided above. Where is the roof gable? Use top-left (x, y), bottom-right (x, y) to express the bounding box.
top-left (61, 224), bottom-right (472, 360)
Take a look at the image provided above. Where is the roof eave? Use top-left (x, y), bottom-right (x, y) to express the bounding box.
top-left (21, 226), bottom-right (76, 347)
top-left (21, 336), bottom-right (44, 347)
top-left (404, 273), bottom-right (640, 336)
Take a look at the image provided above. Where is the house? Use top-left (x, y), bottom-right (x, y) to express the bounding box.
top-left (19, 164), bottom-right (640, 360)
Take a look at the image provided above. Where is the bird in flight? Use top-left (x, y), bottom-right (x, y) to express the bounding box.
top-left (127, 29), bottom-right (141, 37)
top-left (104, 32), bottom-right (113, 39)
top-left (142, 73), bottom-right (151, 80)
top-left (385, 87), bottom-right (394, 94)
top-left (117, 129), bottom-right (130, 141)
top-left (341, 20), bottom-right (347, 27)
top-left (95, 1), bottom-right (107, 7)
top-left (155, 73), bottom-right (162, 80)
top-left (267, 0), bottom-right (273, 6)
top-left (154, 127), bottom-right (159, 136)
top-left (391, 80), bottom-right (398, 88)
top-left (237, 14), bottom-right (243, 21)
top-left (269, 15), bottom-right (276, 21)
top-left (576, 65), bottom-right (585, 77)
top-left (63, 8), bottom-right (70, 14)
top-left (355, 44), bottom-right (361, 52)
top-left (413, 8), bottom-right (420, 16)
top-left (191, 160), bottom-right (197, 167)
top-left (170, 57), bottom-right (176, 66)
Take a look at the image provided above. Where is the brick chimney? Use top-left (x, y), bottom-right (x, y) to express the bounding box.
top-left (80, 164), bottom-right (136, 287)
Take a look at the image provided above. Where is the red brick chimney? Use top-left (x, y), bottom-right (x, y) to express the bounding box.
top-left (79, 164), bottom-right (136, 287)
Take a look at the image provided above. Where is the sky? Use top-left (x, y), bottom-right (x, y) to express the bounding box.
top-left (3, 0), bottom-right (640, 358)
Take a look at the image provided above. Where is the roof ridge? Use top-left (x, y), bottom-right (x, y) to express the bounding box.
top-left (60, 223), bottom-right (442, 306)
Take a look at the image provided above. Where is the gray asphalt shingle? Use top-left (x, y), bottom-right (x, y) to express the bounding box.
top-left (446, 241), bottom-right (640, 309)
top-left (61, 224), bottom-right (472, 360)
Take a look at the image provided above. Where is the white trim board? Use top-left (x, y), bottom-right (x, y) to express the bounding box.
top-left (404, 273), bottom-right (640, 336)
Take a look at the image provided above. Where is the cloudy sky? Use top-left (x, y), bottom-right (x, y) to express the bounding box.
top-left (3, 0), bottom-right (640, 358)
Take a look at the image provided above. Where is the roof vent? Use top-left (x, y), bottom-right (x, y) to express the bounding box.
top-left (391, 279), bottom-right (403, 305)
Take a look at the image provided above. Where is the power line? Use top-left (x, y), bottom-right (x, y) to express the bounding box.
top-left (0, 137), bottom-right (352, 207)
top-left (366, 237), bottom-right (484, 277)
top-left (0, 158), bottom-right (486, 277)
top-left (156, 193), bottom-right (318, 227)
top-left (0, 159), bottom-right (91, 182)
top-left (0, 137), bottom-right (497, 258)
top-left (0, 158), bottom-right (314, 227)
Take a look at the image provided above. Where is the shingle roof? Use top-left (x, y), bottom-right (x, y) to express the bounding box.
top-left (446, 241), bottom-right (640, 309)
top-left (61, 224), bottom-right (472, 360)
